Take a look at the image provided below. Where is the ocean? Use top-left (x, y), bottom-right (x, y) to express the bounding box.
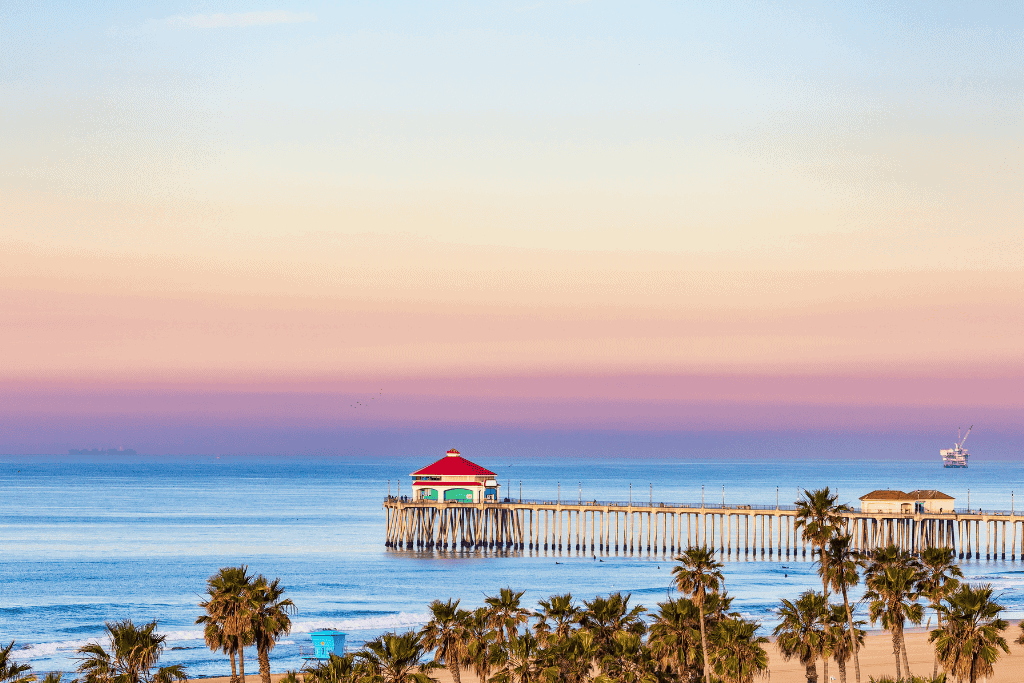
top-left (2, 453), bottom-right (1023, 677)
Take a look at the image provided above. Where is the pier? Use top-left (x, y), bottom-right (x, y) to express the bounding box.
top-left (383, 498), bottom-right (1024, 561)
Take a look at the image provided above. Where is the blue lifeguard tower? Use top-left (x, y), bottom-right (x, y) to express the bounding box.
top-left (302, 630), bottom-right (347, 660)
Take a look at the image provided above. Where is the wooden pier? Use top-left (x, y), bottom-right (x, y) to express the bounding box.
top-left (383, 498), bottom-right (1024, 561)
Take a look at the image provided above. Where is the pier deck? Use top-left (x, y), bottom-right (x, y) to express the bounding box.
top-left (383, 497), bottom-right (1023, 561)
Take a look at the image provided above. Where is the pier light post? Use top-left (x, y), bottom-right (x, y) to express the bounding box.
top-left (629, 483), bottom-right (632, 506)
top-left (388, 480), bottom-right (391, 497)
top-left (650, 483), bottom-right (652, 505)
top-left (722, 484), bottom-right (725, 506)
top-left (776, 486), bottom-right (779, 509)
top-left (968, 488), bottom-right (970, 511)
top-left (701, 485), bottom-right (704, 507)
top-left (579, 482), bottom-right (582, 504)
top-left (558, 482), bottom-right (560, 504)
top-left (520, 480), bottom-right (522, 503)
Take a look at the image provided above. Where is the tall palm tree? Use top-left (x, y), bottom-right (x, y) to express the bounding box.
top-left (820, 534), bottom-right (862, 683)
top-left (708, 617), bottom-right (769, 683)
top-left (420, 599), bottom-right (470, 683)
top-left (485, 588), bottom-right (532, 644)
top-left (356, 631), bottom-right (438, 683)
top-left (596, 631), bottom-right (659, 683)
top-left (533, 594), bottom-right (580, 646)
top-left (250, 575), bottom-right (295, 683)
top-left (648, 592), bottom-right (736, 682)
top-left (0, 641), bottom-right (35, 683)
top-left (578, 592), bottom-right (647, 660)
top-left (918, 547), bottom-right (963, 680)
top-left (672, 547), bottom-right (724, 683)
top-left (198, 566), bottom-right (256, 683)
top-left (825, 604), bottom-right (865, 683)
top-left (76, 619), bottom-right (187, 683)
top-left (863, 550), bottom-right (923, 681)
top-left (929, 584), bottom-right (1009, 683)
top-left (773, 590), bottom-right (827, 683)
top-left (490, 631), bottom-right (540, 683)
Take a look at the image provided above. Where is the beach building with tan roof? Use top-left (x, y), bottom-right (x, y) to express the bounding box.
top-left (410, 448), bottom-right (500, 503)
top-left (860, 489), bottom-right (955, 514)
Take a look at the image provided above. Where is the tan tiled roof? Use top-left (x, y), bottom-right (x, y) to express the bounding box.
top-left (859, 490), bottom-right (910, 501)
top-left (906, 489), bottom-right (955, 500)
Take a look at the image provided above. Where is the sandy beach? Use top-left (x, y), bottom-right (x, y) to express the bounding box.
top-left (191, 631), bottom-right (1024, 683)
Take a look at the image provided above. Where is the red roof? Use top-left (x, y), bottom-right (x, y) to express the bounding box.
top-left (413, 480), bottom-right (483, 486)
top-left (410, 451), bottom-right (496, 477)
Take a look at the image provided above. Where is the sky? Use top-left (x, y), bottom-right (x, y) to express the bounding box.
top-left (1, 1), bottom-right (1022, 454)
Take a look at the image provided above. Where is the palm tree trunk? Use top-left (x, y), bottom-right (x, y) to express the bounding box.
top-left (842, 584), bottom-right (860, 683)
top-left (838, 658), bottom-right (847, 683)
top-left (699, 601), bottom-right (711, 683)
top-left (258, 645), bottom-right (271, 683)
top-left (805, 661), bottom-right (818, 683)
top-left (891, 631), bottom-right (902, 681)
top-left (229, 649), bottom-right (238, 683)
top-left (898, 624), bottom-right (911, 680)
top-left (448, 662), bottom-right (461, 683)
top-left (238, 641), bottom-right (246, 683)
top-left (822, 656), bottom-right (829, 683)
top-left (933, 610), bottom-right (942, 680)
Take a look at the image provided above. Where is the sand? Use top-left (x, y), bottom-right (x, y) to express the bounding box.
top-left (191, 632), bottom-right (1024, 683)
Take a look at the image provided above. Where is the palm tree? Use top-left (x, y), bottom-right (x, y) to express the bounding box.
top-left (490, 631), bottom-right (540, 683)
top-left (795, 488), bottom-right (850, 570)
top-left (465, 607), bottom-right (496, 683)
top-left (536, 628), bottom-right (599, 683)
top-left (250, 575), bottom-right (296, 683)
top-left (533, 593), bottom-right (580, 646)
top-left (918, 547), bottom-right (963, 680)
top-left (596, 631), bottom-right (659, 683)
top-left (672, 547), bottom-right (724, 683)
top-left (420, 599), bottom-right (470, 683)
top-left (39, 674), bottom-right (65, 683)
top-left (485, 588), bottom-right (532, 644)
top-left (198, 566), bottom-right (256, 683)
top-left (579, 592), bottom-right (647, 661)
top-left (708, 617), bottom-right (769, 683)
top-left (76, 619), bottom-right (187, 683)
top-left (647, 598), bottom-right (702, 681)
top-left (825, 604), bottom-right (865, 683)
top-left (356, 631), bottom-right (438, 683)
top-left (819, 534), bottom-right (862, 683)
top-left (0, 641), bottom-right (35, 683)
top-left (773, 590), bottom-right (827, 683)
top-left (302, 653), bottom-right (358, 683)
top-left (930, 584), bottom-right (1009, 683)
top-left (863, 550), bottom-right (923, 681)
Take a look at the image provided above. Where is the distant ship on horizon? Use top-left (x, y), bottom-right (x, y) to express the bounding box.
top-left (68, 447), bottom-right (137, 455)
top-left (940, 426), bottom-right (972, 468)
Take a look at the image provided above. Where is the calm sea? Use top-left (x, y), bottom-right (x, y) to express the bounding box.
top-left (2, 454), bottom-right (1023, 676)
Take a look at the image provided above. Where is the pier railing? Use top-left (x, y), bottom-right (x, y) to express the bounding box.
top-left (384, 497), bottom-right (1016, 517)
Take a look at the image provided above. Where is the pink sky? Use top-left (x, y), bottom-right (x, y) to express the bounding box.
top-left (2, 3), bottom-right (1022, 453)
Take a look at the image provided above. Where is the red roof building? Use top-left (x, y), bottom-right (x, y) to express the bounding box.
top-left (410, 449), bottom-right (500, 503)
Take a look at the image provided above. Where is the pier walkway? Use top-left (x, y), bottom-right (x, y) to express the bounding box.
top-left (383, 497), bottom-right (1024, 561)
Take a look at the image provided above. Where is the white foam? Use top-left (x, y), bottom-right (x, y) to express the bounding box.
top-left (20, 613), bottom-right (431, 660)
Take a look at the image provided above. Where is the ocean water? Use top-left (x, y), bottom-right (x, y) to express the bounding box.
top-left (2, 454), bottom-right (1023, 677)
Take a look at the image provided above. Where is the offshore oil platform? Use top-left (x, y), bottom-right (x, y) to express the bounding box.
top-left (941, 426), bottom-right (972, 468)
